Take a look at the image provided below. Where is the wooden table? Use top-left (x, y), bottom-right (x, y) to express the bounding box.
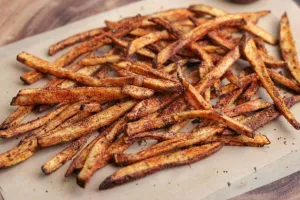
top-left (0, 0), bottom-right (300, 199)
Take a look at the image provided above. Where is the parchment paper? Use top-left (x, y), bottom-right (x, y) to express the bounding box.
top-left (0, 0), bottom-right (299, 199)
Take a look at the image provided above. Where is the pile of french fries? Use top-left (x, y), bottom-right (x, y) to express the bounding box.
top-left (1, 4), bottom-right (300, 190)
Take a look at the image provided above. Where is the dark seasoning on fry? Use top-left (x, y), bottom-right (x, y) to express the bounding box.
top-left (0, 3), bottom-right (299, 191)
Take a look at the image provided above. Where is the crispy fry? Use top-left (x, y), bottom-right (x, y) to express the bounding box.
top-left (76, 116), bottom-right (127, 188)
top-left (38, 100), bottom-right (137, 147)
top-left (205, 134), bottom-right (270, 147)
top-left (126, 110), bottom-right (253, 137)
top-left (267, 69), bottom-right (300, 93)
top-left (17, 52), bottom-right (136, 88)
top-left (96, 65), bottom-right (109, 79)
top-left (117, 125), bottom-right (224, 165)
top-left (215, 88), bottom-right (244, 109)
top-left (155, 14), bottom-right (245, 66)
top-left (42, 134), bottom-right (91, 175)
top-left (162, 59), bottom-right (188, 74)
top-left (260, 51), bottom-right (286, 69)
top-left (0, 106), bottom-right (33, 130)
top-left (224, 69), bottom-right (239, 86)
top-left (116, 69), bottom-right (183, 93)
top-left (80, 55), bottom-right (122, 66)
top-left (224, 99), bottom-right (271, 117)
top-left (11, 87), bottom-right (127, 106)
top-left (280, 13), bottom-right (300, 84)
top-left (126, 93), bottom-right (179, 121)
top-left (254, 37), bottom-right (268, 53)
top-left (101, 143), bottom-right (222, 189)
top-left (48, 27), bottom-right (107, 55)
top-left (0, 104), bottom-right (69, 139)
top-left (122, 85), bottom-right (155, 100)
top-left (242, 36), bottom-right (300, 129)
top-left (195, 45), bottom-right (240, 94)
top-left (236, 80), bottom-right (260, 105)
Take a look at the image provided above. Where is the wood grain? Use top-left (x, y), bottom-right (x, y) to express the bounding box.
top-left (0, 0), bottom-right (300, 199)
top-left (0, 0), bottom-right (139, 46)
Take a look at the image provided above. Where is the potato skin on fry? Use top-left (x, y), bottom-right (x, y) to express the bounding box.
top-left (100, 142), bottom-right (223, 189)
top-left (122, 85), bottom-right (155, 100)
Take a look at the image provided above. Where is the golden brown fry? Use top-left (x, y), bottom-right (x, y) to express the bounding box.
top-left (76, 117), bottom-right (127, 188)
top-left (100, 143), bottom-right (222, 189)
top-left (280, 13), bottom-right (300, 84)
top-left (242, 22), bottom-right (278, 45)
top-left (41, 134), bottom-right (91, 175)
top-left (0, 104), bottom-right (68, 139)
top-left (115, 61), bottom-right (176, 81)
top-left (215, 88), bottom-right (244, 109)
top-left (236, 80), bottom-right (260, 105)
top-left (177, 66), bottom-right (211, 110)
top-left (243, 36), bottom-right (300, 129)
top-left (205, 134), bottom-right (270, 147)
top-left (126, 93), bottom-right (179, 121)
top-left (126, 110), bottom-right (253, 137)
top-left (0, 106), bottom-right (33, 130)
top-left (117, 125), bottom-right (224, 165)
top-left (189, 4), bottom-right (228, 16)
top-left (116, 69), bottom-right (183, 93)
top-left (155, 14), bottom-right (245, 66)
top-left (195, 45), bottom-right (240, 94)
top-left (127, 30), bottom-right (170, 55)
top-left (80, 55), bottom-right (121, 66)
top-left (38, 100), bottom-right (137, 147)
top-left (254, 37), bottom-right (268, 53)
top-left (162, 59), bottom-right (188, 74)
top-left (267, 69), bottom-right (300, 93)
top-left (122, 85), bottom-right (155, 100)
top-left (20, 15), bottom-right (143, 84)
top-left (259, 51), bottom-right (286, 69)
top-left (11, 87), bottom-right (127, 106)
top-left (17, 52), bottom-right (136, 88)
top-left (224, 99), bottom-right (271, 117)
top-left (224, 69), bottom-right (240, 86)
top-left (108, 36), bottom-right (156, 58)
top-left (48, 27), bottom-right (107, 55)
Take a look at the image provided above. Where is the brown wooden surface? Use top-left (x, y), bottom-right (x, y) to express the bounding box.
top-left (0, 0), bottom-right (300, 199)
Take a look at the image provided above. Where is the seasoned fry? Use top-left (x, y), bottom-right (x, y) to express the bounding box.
top-left (122, 85), bottom-right (155, 100)
top-left (77, 116), bottom-right (127, 188)
top-left (280, 13), bottom-right (300, 84)
top-left (17, 52), bottom-right (136, 88)
top-left (162, 59), bottom-right (188, 74)
top-left (80, 55), bottom-right (122, 66)
top-left (126, 110), bottom-right (253, 137)
top-left (38, 100), bottom-right (137, 147)
top-left (126, 93), bottom-right (179, 121)
top-left (215, 88), bottom-right (243, 109)
top-left (224, 69), bottom-right (240, 86)
top-left (260, 51), bottom-right (286, 69)
top-left (236, 80), bottom-right (260, 105)
top-left (11, 87), bottom-right (127, 106)
top-left (0, 104), bottom-right (69, 139)
top-left (242, 36), bottom-right (300, 129)
top-left (42, 134), bottom-right (91, 175)
top-left (100, 143), bottom-right (222, 189)
top-left (155, 14), bottom-right (245, 66)
top-left (48, 27), bottom-right (107, 55)
top-left (224, 99), bottom-right (271, 117)
top-left (0, 106), bottom-right (33, 130)
top-left (267, 69), bottom-right (300, 93)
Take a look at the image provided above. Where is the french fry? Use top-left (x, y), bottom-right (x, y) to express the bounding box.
top-left (11, 87), bottom-right (127, 106)
top-left (0, 104), bottom-right (69, 139)
top-left (126, 93), bottom-right (179, 121)
top-left (48, 27), bottom-right (107, 55)
top-left (260, 51), bottom-right (286, 69)
top-left (127, 30), bottom-right (171, 56)
top-left (96, 65), bottom-right (109, 79)
top-left (76, 116), bottom-right (127, 188)
top-left (0, 106), bottom-right (33, 130)
top-left (117, 125), bottom-right (224, 165)
top-left (242, 36), bottom-right (300, 129)
top-left (122, 85), bottom-right (155, 100)
top-left (280, 13), bottom-right (300, 84)
top-left (214, 88), bottom-right (244, 109)
top-left (205, 134), bottom-right (270, 147)
top-left (224, 69), bottom-right (240, 86)
top-left (236, 80), bottom-right (260, 105)
top-left (126, 110), bottom-right (253, 137)
top-left (116, 69), bottom-right (183, 93)
top-left (80, 55), bottom-right (122, 66)
top-left (20, 15), bottom-right (143, 84)
top-left (115, 61), bottom-right (176, 81)
top-left (38, 100), bottom-right (137, 147)
top-left (41, 134), bottom-right (91, 175)
top-left (17, 52), bottom-right (136, 88)
top-left (267, 69), bottom-right (300, 93)
top-left (100, 143), bottom-right (222, 189)
top-left (162, 59), bottom-right (188, 74)
top-left (155, 14), bottom-right (246, 66)
top-left (108, 36), bottom-right (156, 58)
top-left (254, 37), bottom-right (268, 53)
top-left (224, 99), bottom-right (271, 117)
top-left (195, 45), bottom-right (240, 94)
